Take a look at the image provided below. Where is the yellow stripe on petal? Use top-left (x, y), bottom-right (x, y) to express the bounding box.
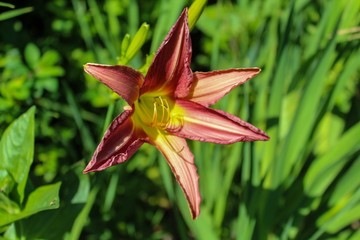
top-left (146, 127), bottom-right (201, 219)
top-left (189, 68), bottom-right (260, 106)
top-left (169, 99), bottom-right (269, 144)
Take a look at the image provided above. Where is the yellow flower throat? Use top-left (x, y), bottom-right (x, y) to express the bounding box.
top-left (134, 95), bottom-right (183, 132)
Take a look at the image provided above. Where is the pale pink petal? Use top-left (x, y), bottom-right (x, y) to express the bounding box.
top-left (147, 128), bottom-right (201, 219)
top-left (188, 68), bottom-right (261, 106)
top-left (168, 100), bottom-right (269, 144)
top-left (84, 63), bottom-right (144, 105)
top-left (84, 110), bottom-right (146, 173)
top-left (141, 9), bottom-right (193, 98)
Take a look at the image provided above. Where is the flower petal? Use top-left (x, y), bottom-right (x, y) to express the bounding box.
top-left (84, 63), bottom-right (144, 105)
top-left (169, 100), bottom-right (269, 144)
top-left (84, 110), bottom-right (146, 173)
top-left (141, 8), bottom-right (193, 98)
top-left (147, 128), bottom-right (201, 219)
top-left (188, 68), bottom-right (261, 106)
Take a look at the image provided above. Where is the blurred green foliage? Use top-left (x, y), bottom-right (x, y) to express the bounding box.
top-left (0, 0), bottom-right (359, 239)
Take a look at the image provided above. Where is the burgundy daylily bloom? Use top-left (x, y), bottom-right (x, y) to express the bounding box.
top-left (83, 8), bottom-right (269, 219)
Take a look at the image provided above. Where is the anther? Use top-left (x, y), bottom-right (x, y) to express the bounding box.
top-left (151, 96), bottom-right (171, 128)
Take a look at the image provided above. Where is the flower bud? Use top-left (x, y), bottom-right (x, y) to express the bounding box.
top-left (125, 22), bottom-right (149, 61)
top-left (188, 0), bottom-right (207, 30)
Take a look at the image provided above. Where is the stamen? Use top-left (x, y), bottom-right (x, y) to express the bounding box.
top-left (152, 96), bottom-right (170, 128)
top-left (152, 101), bottom-right (158, 126)
top-left (148, 96), bottom-right (184, 132)
top-left (166, 114), bottom-right (184, 132)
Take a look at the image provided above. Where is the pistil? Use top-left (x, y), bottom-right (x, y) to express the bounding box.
top-left (135, 95), bottom-right (183, 132)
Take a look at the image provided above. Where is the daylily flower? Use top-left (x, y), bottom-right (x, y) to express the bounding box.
top-left (83, 8), bottom-right (269, 219)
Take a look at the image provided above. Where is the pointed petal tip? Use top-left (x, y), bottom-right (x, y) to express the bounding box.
top-left (83, 63), bottom-right (98, 71)
top-left (190, 199), bottom-right (201, 220)
top-left (83, 63), bottom-right (143, 105)
top-left (245, 127), bottom-right (270, 142)
top-left (257, 133), bottom-right (270, 141)
top-left (190, 67), bottom-right (262, 106)
top-left (82, 161), bottom-right (98, 174)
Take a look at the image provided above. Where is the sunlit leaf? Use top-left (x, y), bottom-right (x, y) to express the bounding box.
top-left (0, 107), bottom-right (35, 203)
top-left (0, 182), bottom-right (61, 226)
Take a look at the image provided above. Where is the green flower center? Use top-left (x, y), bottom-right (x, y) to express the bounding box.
top-left (134, 95), bottom-right (183, 132)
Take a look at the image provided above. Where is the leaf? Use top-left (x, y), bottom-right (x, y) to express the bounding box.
top-left (0, 3), bottom-right (15, 8)
top-left (176, 187), bottom-right (218, 240)
top-left (23, 182), bottom-right (61, 213)
top-left (0, 107), bottom-right (35, 203)
top-left (0, 7), bottom-right (32, 21)
top-left (0, 182), bottom-right (61, 226)
top-left (329, 155), bottom-right (360, 206)
top-left (38, 50), bottom-right (60, 66)
top-left (14, 168), bottom-right (89, 240)
top-left (0, 169), bottom-right (15, 195)
top-left (24, 43), bottom-right (40, 69)
top-left (36, 66), bottom-right (64, 78)
top-left (0, 192), bottom-right (20, 216)
top-left (304, 122), bottom-right (360, 197)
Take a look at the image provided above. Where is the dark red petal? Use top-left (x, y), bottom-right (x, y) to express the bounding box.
top-left (189, 68), bottom-right (261, 106)
top-left (141, 8), bottom-right (192, 98)
top-left (83, 110), bottom-right (146, 173)
top-left (84, 63), bottom-right (144, 105)
top-left (168, 100), bottom-right (269, 144)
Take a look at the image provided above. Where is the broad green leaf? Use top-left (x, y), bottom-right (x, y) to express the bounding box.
top-left (24, 43), bottom-right (40, 69)
top-left (15, 169), bottom-right (88, 240)
top-left (0, 107), bottom-right (35, 203)
top-left (0, 169), bottom-right (14, 195)
top-left (0, 182), bottom-right (61, 226)
top-left (0, 192), bottom-right (20, 217)
top-left (23, 182), bottom-right (61, 213)
top-left (38, 50), bottom-right (61, 66)
top-left (36, 66), bottom-right (64, 78)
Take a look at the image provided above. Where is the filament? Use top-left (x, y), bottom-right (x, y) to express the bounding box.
top-left (152, 96), bottom-right (170, 128)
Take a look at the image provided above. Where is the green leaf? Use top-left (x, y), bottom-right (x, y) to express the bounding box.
top-left (0, 2), bottom-right (15, 8)
top-left (0, 192), bottom-right (20, 216)
top-left (66, 186), bottom-right (98, 240)
top-left (176, 187), bottom-right (218, 240)
top-left (38, 50), bottom-right (61, 66)
top-left (24, 43), bottom-right (40, 69)
top-left (36, 66), bottom-right (64, 78)
top-left (0, 169), bottom-right (15, 195)
top-left (23, 182), bottom-right (61, 213)
top-left (304, 122), bottom-right (360, 197)
top-left (0, 107), bottom-right (35, 203)
top-left (0, 182), bottom-right (61, 226)
top-left (329, 155), bottom-right (360, 206)
top-left (14, 168), bottom-right (89, 239)
top-left (0, 7), bottom-right (32, 21)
